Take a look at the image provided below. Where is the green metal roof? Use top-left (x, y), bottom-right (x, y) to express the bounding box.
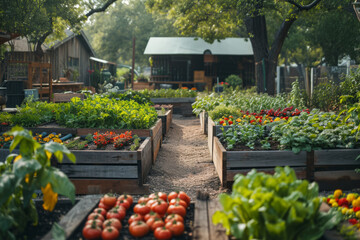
top-left (144, 37), bottom-right (253, 55)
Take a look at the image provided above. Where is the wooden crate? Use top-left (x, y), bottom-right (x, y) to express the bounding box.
top-left (157, 109), bottom-right (173, 138)
top-left (314, 149), bottom-right (360, 190)
top-left (151, 97), bottom-right (196, 117)
top-left (193, 198), bottom-right (349, 240)
top-left (194, 70), bottom-right (205, 83)
top-left (57, 137), bottom-right (152, 194)
top-left (199, 111), bottom-right (208, 135)
top-left (213, 137), bottom-right (307, 187)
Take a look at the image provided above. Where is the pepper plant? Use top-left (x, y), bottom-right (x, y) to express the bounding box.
top-left (0, 127), bottom-right (76, 239)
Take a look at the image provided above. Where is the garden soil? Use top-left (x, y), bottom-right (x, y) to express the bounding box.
top-left (147, 114), bottom-right (227, 200)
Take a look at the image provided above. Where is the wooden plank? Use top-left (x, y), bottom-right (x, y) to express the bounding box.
top-left (226, 150), bottom-right (306, 168)
top-left (227, 167), bottom-right (307, 182)
top-left (315, 170), bottom-right (360, 181)
top-left (2, 125), bottom-right (77, 135)
top-left (213, 137), bottom-right (226, 187)
top-left (158, 114), bottom-right (166, 138)
top-left (207, 200), bottom-right (227, 240)
top-left (193, 199), bottom-right (210, 240)
top-left (306, 151), bottom-right (315, 181)
top-left (139, 137), bottom-right (152, 185)
top-left (41, 195), bottom-right (101, 240)
top-left (165, 109), bottom-right (172, 135)
top-left (204, 111), bottom-right (208, 135)
top-left (62, 150), bottom-right (138, 164)
top-left (152, 120), bottom-right (162, 163)
top-left (314, 149), bottom-right (360, 166)
top-left (59, 165), bottom-right (138, 179)
top-left (208, 117), bottom-right (214, 160)
top-left (70, 179), bottom-right (150, 194)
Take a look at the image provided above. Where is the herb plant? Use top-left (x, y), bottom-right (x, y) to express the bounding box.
top-left (212, 167), bottom-right (342, 240)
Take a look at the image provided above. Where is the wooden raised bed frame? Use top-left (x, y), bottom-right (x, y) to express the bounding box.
top-left (151, 97), bottom-right (196, 117)
top-left (199, 111), bottom-right (208, 135)
top-left (157, 109), bottom-right (173, 138)
top-left (213, 136), bottom-right (360, 190)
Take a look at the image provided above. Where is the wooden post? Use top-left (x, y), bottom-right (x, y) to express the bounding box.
top-left (131, 37), bottom-right (135, 89)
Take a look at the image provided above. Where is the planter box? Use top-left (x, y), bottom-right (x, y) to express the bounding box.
top-left (57, 137), bottom-right (152, 194)
top-left (213, 137), bottom-right (307, 187)
top-left (157, 109), bottom-right (173, 138)
top-left (199, 111), bottom-right (208, 135)
top-left (151, 97), bottom-right (196, 117)
top-left (212, 136), bottom-right (360, 189)
top-left (76, 119), bottom-right (162, 164)
top-left (207, 117), bottom-right (231, 159)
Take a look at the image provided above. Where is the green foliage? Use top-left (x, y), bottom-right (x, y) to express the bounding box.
top-left (192, 93), bottom-right (225, 116)
top-left (105, 90), bottom-right (152, 105)
top-left (311, 81), bottom-right (340, 112)
top-left (225, 75), bottom-right (243, 89)
top-left (139, 89), bottom-right (197, 98)
top-left (212, 167), bottom-right (342, 240)
top-left (0, 127), bottom-right (75, 239)
top-left (54, 95), bottom-right (158, 129)
top-left (289, 80), bottom-right (305, 110)
top-left (209, 105), bottom-right (241, 121)
top-left (11, 101), bottom-right (57, 127)
top-left (0, 112), bottom-right (12, 125)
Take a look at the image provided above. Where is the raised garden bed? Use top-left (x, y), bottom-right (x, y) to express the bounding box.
top-left (207, 117), bottom-right (230, 159)
top-left (151, 97), bottom-right (196, 117)
top-left (58, 137), bottom-right (152, 194)
top-left (212, 136), bottom-right (360, 189)
top-left (194, 197), bottom-right (348, 240)
top-left (199, 111), bottom-right (208, 135)
top-left (41, 195), bottom-right (194, 239)
top-left (157, 108), bottom-right (173, 138)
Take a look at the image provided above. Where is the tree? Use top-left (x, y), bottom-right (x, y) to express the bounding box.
top-left (0, 0), bottom-right (118, 60)
top-left (146, 0), bottom-right (354, 95)
top-left (84, 0), bottom-right (178, 67)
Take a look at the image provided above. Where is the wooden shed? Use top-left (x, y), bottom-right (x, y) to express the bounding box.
top-left (48, 30), bottom-right (95, 86)
top-left (144, 37), bottom-right (255, 89)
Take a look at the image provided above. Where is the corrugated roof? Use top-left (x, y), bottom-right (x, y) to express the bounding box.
top-left (144, 37), bottom-right (253, 55)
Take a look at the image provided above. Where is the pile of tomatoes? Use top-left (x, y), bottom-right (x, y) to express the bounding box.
top-left (82, 191), bottom-right (191, 240)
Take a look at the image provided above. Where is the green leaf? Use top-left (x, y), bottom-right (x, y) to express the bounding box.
top-left (0, 172), bottom-right (17, 206)
top-left (0, 214), bottom-right (15, 232)
top-left (13, 158), bottom-right (42, 179)
top-left (51, 222), bottom-right (66, 240)
top-left (44, 142), bottom-right (76, 163)
top-left (40, 167), bottom-right (75, 203)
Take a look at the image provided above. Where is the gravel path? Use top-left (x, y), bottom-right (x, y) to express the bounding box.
top-left (147, 114), bottom-right (227, 200)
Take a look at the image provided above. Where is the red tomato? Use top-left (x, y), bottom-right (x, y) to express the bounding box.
top-left (82, 224), bottom-right (102, 240)
top-left (98, 201), bottom-right (112, 211)
top-left (129, 220), bottom-right (150, 237)
top-left (128, 213), bottom-right (144, 225)
top-left (118, 194), bottom-right (133, 205)
top-left (106, 208), bottom-right (125, 221)
top-left (164, 214), bottom-right (184, 224)
top-left (87, 213), bottom-right (105, 222)
top-left (146, 198), bottom-right (159, 208)
top-left (157, 192), bottom-right (168, 202)
top-left (144, 211), bottom-right (161, 221)
top-left (146, 217), bottom-right (165, 231)
top-left (154, 227), bottom-right (172, 240)
top-left (102, 194), bottom-right (117, 208)
top-left (134, 203), bottom-right (151, 216)
top-left (167, 191), bottom-right (178, 202)
top-left (101, 226), bottom-right (119, 240)
top-left (178, 191), bottom-right (191, 206)
top-left (167, 204), bottom-right (186, 217)
top-left (165, 220), bottom-right (184, 236)
top-left (138, 196), bottom-right (149, 204)
top-left (151, 200), bottom-right (168, 216)
top-left (103, 218), bottom-right (122, 230)
top-left (93, 207), bottom-right (107, 217)
top-left (169, 198), bottom-right (187, 209)
top-left (148, 193), bottom-right (158, 200)
top-left (85, 219), bottom-right (103, 228)
top-left (116, 199), bottom-right (131, 210)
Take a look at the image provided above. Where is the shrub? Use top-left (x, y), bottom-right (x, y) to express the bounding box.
top-left (225, 74), bottom-right (243, 89)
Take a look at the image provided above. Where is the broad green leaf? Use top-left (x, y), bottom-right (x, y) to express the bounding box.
top-left (0, 172), bottom-right (17, 206)
top-left (51, 222), bottom-right (66, 240)
top-left (40, 167), bottom-right (75, 203)
top-left (44, 142), bottom-right (76, 163)
top-left (0, 214), bottom-right (15, 231)
top-left (13, 158), bottom-right (42, 179)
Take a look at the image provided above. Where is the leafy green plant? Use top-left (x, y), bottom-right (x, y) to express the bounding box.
top-left (208, 105), bottom-right (241, 121)
top-left (54, 95), bottom-right (158, 129)
top-left (139, 88), bottom-right (197, 98)
top-left (225, 74), bottom-right (243, 89)
top-left (0, 127), bottom-right (76, 239)
top-left (106, 90), bottom-right (152, 105)
top-left (311, 81), bottom-right (340, 111)
top-left (289, 79), bottom-right (305, 109)
top-left (212, 167), bottom-right (342, 240)
top-left (0, 112), bottom-right (12, 125)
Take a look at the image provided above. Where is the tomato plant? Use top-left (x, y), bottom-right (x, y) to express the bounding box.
top-left (129, 220), bottom-right (150, 237)
top-left (101, 226), bottom-right (119, 240)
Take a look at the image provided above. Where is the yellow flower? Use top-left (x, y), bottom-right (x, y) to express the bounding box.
top-left (14, 155), bottom-right (22, 163)
top-left (331, 202), bottom-right (338, 208)
top-left (348, 209), bottom-right (354, 215)
top-left (236, 118), bottom-right (241, 122)
top-left (353, 199), bottom-right (360, 208)
top-left (334, 189), bottom-right (342, 199)
top-left (347, 193), bottom-right (356, 203)
top-left (356, 211), bottom-right (360, 219)
top-left (274, 117), bottom-right (281, 122)
top-left (222, 123), bottom-right (226, 126)
top-left (43, 137), bottom-right (50, 142)
top-left (329, 199), bottom-right (336, 205)
top-left (341, 207), bottom-right (348, 215)
top-left (53, 138), bottom-right (62, 143)
top-left (41, 183), bottom-right (58, 212)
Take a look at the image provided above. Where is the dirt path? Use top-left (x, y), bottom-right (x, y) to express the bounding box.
top-left (147, 114), bottom-right (226, 200)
